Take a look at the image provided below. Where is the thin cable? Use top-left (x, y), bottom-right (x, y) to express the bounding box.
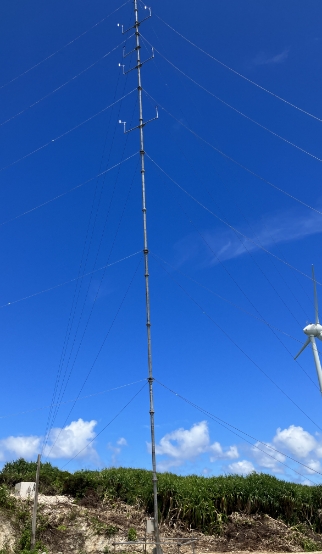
top-left (0, 1), bottom-right (131, 90)
top-left (0, 38), bottom-right (133, 128)
top-left (156, 380), bottom-right (319, 484)
top-left (0, 379), bottom-right (145, 420)
top-left (51, 157), bottom-right (138, 426)
top-left (141, 37), bottom-right (322, 164)
top-left (154, 259), bottom-right (322, 432)
top-left (48, 107), bottom-right (139, 436)
top-left (0, 152), bottom-right (138, 229)
top-left (153, 251), bottom-right (319, 389)
top-left (60, 382), bottom-right (147, 468)
top-left (146, 152), bottom-right (322, 286)
top-left (44, 257), bottom-right (142, 459)
top-left (46, 63), bottom-right (133, 440)
top-left (43, 54), bottom-right (134, 451)
top-left (0, 251), bottom-right (140, 309)
top-left (148, 156), bottom-right (321, 387)
top-left (144, 91), bottom-right (322, 221)
top-left (0, 89), bottom-right (136, 173)
top-left (150, 253), bottom-right (314, 349)
top-left (141, 37), bottom-right (313, 319)
top-left (154, 14), bottom-right (322, 124)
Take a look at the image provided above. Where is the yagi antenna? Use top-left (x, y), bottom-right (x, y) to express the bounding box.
top-left (294, 265), bottom-right (322, 393)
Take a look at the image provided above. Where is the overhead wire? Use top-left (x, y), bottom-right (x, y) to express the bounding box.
top-left (43, 48), bottom-right (135, 451)
top-left (0, 89), bottom-right (136, 173)
top-left (153, 257), bottom-right (322, 432)
top-left (141, 36), bottom-right (322, 164)
top-left (0, 153), bottom-right (138, 229)
top-left (43, 67), bottom-right (130, 451)
top-left (141, 36), bottom-right (314, 317)
top-left (50, 158), bottom-right (139, 431)
top-left (0, 251), bottom-right (141, 310)
top-left (43, 13), bottom-right (138, 455)
top-left (150, 252), bottom-right (321, 364)
top-left (0, 379), bottom-right (146, 420)
top-left (43, 256), bottom-right (142, 459)
top-left (153, 13), bottom-right (322, 124)
top-left (156, 380), bottom-right (320, 484)
top-left (141, 53), bottom-right (317, 374)
top-left (141, 38), bottom-right (313, 332)
top-left (0, 0), bottom-right (131, 90)
top-left (146, 150), bottom-right (322, 286)
top-left (60, 381), bottom-right (147, 468)
top-left (144, 91), bottom-right (322, 222)
top-left (47, 97), bottom-right (139, 439)
top-left (147, 153), bottom-right (320, 388)
top-left (0, 38), bottom-right (133, 128)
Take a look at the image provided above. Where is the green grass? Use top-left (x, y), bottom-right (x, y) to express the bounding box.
top-left (1, 459), bottom-right (322, 533)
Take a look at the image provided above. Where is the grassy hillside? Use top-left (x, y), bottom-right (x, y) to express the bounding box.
top-left (1, 459), bottom-right (322, 534)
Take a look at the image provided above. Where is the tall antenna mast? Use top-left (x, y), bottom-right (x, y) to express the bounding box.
top-left (118, 2), bottom-right (160, 552)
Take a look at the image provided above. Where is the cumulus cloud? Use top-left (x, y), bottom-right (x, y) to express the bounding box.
top-left (273, 426), bottom-right (317, 459)
top-left (247, 425), bottom-right (322, 481)
top-left (154, 421), bottom-right (238, 471)
top-left (251, 442), bottom-right (286, 473)
top-left (228, 460), bottom-right (255, 475)
top-left (0, 435), bottom-right (41, 461)
top-left (0, 419), bottom-right (98, 463)
top-left (44, 419), bottom-right (97, 460)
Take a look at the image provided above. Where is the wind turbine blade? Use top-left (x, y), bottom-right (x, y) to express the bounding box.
top-left (310, 336), bottom-right (322, 394)
top-left (312, 265), bottom-right (319, 324)
top-left (294, 337), bottom-right (310, 359)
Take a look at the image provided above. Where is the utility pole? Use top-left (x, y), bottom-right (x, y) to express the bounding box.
top-left (31, 454), bottom-right (41, 551)
top-left (118, 2), bottom-right (160, 553)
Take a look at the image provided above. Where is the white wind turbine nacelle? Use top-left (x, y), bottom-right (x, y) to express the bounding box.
top-left (294, 265), bottom-right (322, 393)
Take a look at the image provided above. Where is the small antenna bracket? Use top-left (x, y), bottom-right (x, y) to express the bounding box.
top-left (117, 6), bottom-right (152, 35)
top-left (120, 48), bottom-right (154, 75)
top-left (119, 107), bottom-right (158, 134)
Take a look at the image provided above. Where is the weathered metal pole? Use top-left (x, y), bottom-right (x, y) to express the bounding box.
top-left (31, 454), bottom-right (41, 550)
top-left (133, 1), bottom-right (160, 551)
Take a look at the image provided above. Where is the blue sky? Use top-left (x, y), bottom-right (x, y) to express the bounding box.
top-left (1, 0), bottom-right (322, 483)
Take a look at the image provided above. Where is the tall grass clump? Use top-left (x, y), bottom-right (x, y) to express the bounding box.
top-left (2, 460), bottom-right (322, 533)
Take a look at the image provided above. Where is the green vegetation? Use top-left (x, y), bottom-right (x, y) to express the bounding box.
top-left (90, 517), bottom-right (118, 537)
top-left (1, 459), bottom-right (322, 535)
top-left (127, 528), bottom-right (137, 542)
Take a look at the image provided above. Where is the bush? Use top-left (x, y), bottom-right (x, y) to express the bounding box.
top-left (128, 528), bottom-right (137, 541)
top-left (2, 461), bottom-right (322, 533)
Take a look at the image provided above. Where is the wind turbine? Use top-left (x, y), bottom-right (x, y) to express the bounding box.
top-left (295, 266), bottom-right (322, 392)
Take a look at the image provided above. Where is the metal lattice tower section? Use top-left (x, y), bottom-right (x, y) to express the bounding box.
top-left (118, 1), bottom-right (160, 551)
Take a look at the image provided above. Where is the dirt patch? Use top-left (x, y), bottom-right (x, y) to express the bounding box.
top-left (195, 513), bottom-right (322, 552)
top-left (4, 495), bottom-right (322, 553)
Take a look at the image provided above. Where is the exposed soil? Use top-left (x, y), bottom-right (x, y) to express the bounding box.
top-left (2, 494), bottom-right (322, 553)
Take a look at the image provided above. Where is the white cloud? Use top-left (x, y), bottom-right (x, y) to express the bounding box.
top-left (228, 460), bottom-right (255, 475)
top-left (251, 442), bottom-right (286, 473)
top-left (273, 425), bottom-right (317, 459)
top-left (0, 435), bottom-right (41, 460)
top-left (44, 418), bottom-right (97, 460)
top-left (0, 419), bottom-right (98, 463)
top-left (117, 437), bottom-right (127, 446)
top-left (247, 425), bottom-right (322, 480)
top-left (210, 442), bottom-right (239, 462)
top-left (154, 421), bottom-right (238, 471)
